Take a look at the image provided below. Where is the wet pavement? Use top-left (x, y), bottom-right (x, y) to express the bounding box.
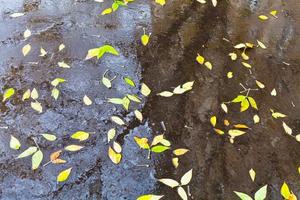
top-left (0, 0), bottom-right (300, 199)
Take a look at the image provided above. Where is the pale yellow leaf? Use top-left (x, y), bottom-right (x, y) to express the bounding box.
top-left (65, 144), bottom-right (84, 151)
top-left (242, 62), bottom-right (252, 68)
top-left (24, 29), bottom-right (31, 39)
top-left (22, 89), bottom-right (31, 101)
top-left (282, 122), bottom-right (292, 135)
top-left (180, 169), bottom-right (193, 185)
top-left (31, 88), bottom-right (39, 100)
top-left (107, 128), bottom-right (116, 143)
top-left (228, 129), bottom-right (246, 137)
top-left (158, 178), bottom-right (179, 188)
top-left (172, 157), bottom-right (179, 168)
top-left (10, 12), bottom-right (25, 18)
top-left (249, 168), bottom-right (256, 182)
top-left (111, 116), bottom-right (125, 126)
top-left (229, 52), bottom-right (237, 60)
top-left (134, 110), bottom-right (143, 122)
top-left (113, 141), bottom-right (122, 153)
top-left (253, 114), bottom-right (260, 124)
top-left (41, 133), bottom-right (57, 141)
top-left (10, 135), bottom-right (21, 150)
top-left (173, 148), bottom-right (189, 156)
top-left (22, 44), bottom-right (31, 56)
top-left (157, 91), bottom-right (173, 97)
top-left (211, 0), bottom-right (217, 7)
top-left (31, 101), bottom-right (42, 113)
top-left (204, 61), bottom-right (212, 70)
top-left (227, 71), bottom-right (233, 79)
top-left (58, 43), bottom-right (65, 51)
top-left (271, 88), bottom-right (277, 96)
top-left (83, 95), bottom-right (92, 105)
top-left (40, 47), bottom-right (47, 57)
top-left (221, 103), bottom-right (228, 113)
top-left (255, 80), bottom-right (265, 89)
top-left (58, 61), bottom-right (70, 68)
top-left (177, 187), bottom-right (188, 200)
top-left (141, 83), bottom-right (151, 96)
top-left (257, 40), bottom-right (267, 49)
top-left (32, 150), bottom-right (43, 170)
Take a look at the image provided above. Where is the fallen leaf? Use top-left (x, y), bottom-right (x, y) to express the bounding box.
top-left (155, 0), bottom-right (166, 6)
top-left (173, 148), bottom-right (189, 156)
top-left (3, 88), bottom-right (15, 102)
top-left (271, 88), bottom-right (277, 96)
top-left (10, 135), bottom-right (21, 150)
top-left (83, 95), bottom-right (92, 105)
top-left (134, 137), bottom-right (150, 149)
top-left (227, 71), bottom-right (233, 78)
top-left (58, 43), bottom-right (65, 51)
top-left (65, 145), bottom-right (84, 151)
top-left (137, 194), bottom-right (164, 200)
top-left (51, 88), bottom-right (60, 100)
top-left (58, 61), bottom-right (71, 68)
top-left (259, 15), bottom-right (269, 20)
top-left (257, 40), bottom-right (267, 49)
top-left (108, 146), bottom-right (122, 164)
top-left (141, 83), bottom-right (151, 96)
top-left (32, 150), bottom-right (43, 170)
top-left (270, 10), bottom-right (277, 18)
top-left (281, 182), bottom-right (291, 199)
top-left (196, 54), bottom-right (205, 64)
top-left (211, 0), bottom-right (217, 7)
top-left (248, 97), bottom-right (258, 110)
top-left (22, 44), bottom-right (31, 56)
top-left (17, 146), bottom-right (37, 158)
top-left (101, 8), bottom-right (113, 15)
top-left (172, 157), bottom-right (179, 168)
top-left (22, 89), bottom-right (31, 101)
top-left (141, 34), bottom-right (150, 46)
top-left (124, 77), bottom-right (135, 87)
top-left (234, 124), bottom-right (249, 129)
top-left (282, 122), bottom-right (292, 135)
top-left (234, 191), bottom-right (253, 200)
top-left (249, 168), bottom-right (256, 182)
top-left (71, 131), bottom-right (90, 141)
top-left (255, 80), bottom-right (265, 89)
top-left (242, 62), bottom-right (252, 68)
top-left (214, 128), bottom-right (225, 135)
top-left (228, 129), bottom-right (246, 137)
top-left (57, 167), bottom-right (72, 182)
top-left (229, 52), bottom-right (237, 60)
top-left (111, 116), bottom-right (125, 126)
top-left (24, 29), bottom-right (31, 39)
top-left (113, 141), bottom-right (122, 153)
top-left (31, 101), bottom-right (43, 113)
top-left (10, 12), bottom-right (25, 18)
top-left (157, 91), bottom-right (173, 97)
top-left (204, 61), bottom-right (212, 70)
top-left (40, 47), bottom-right (47, 57)
top-left (31, 88), bottom-right (39, 100)
top-left (51, 78), bottom-right (66, 87)
top-left (180, 169), bottom-right (192, 185)
top-left (210, 116), bottom-right (217, 127)
top-left (255, 185), bottom-right (268, 200)
top-left (107, 128), bottom-right (116, 143)
top-left (221, 103), bottom-right (228, 113)
top-left (158, 178), bottom-right (179, 188)
top-left (151, 145), bottom-right (169, 153)
top-left (102, 77), bottom-right (112, 88)
top-left (253, 114), bottom-right (260, 124)
top-left (177, 187), bottom-right (188, 200)
top-left (41, 133), bottom-right (57, 141)
top-left (134, 110), bottom-right (143, 122)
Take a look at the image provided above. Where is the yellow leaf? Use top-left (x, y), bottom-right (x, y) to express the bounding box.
top-left (224, 119), bottom-right (230, 126)
top-left (249, 168), bottom-right (256, 182)
top-left (281, 182), bottom-right (291, 199)
top-left (41, 133), bottom-right (57, 141)
top-left (245, 43), bottom-right (254, 48)
top-left (22, 89), bottom-right (31, 101)
top-left (180, 169), bottom-right (192, 185)
top-left (271, 88), bottom-right (277, 96)
top-left (83, 95), bottom-right (92, 105)
top-left (71, 131), bottom-right (90, 141)
top-left (173, 148), bottom-right (189, 156)
top-left (58, 61), bottom-right (71, 68)
top-left (31, 101), bottom-right (43, 113)
top-left (85, 48), bottom-right (99, 60)
top-left (257, 40), bottom-right (267, 49)
top-left (241, 62), bottom-right (252, 68)
top-left (221, 103), bottom-right (228, 113)
top-left (196, 54), bottom-right (205, 64)
top-left (107, 128), bottom-right (116, 142)
top-left (240, 99), bottom-right (249, 112)
top-left (155, 0), bottom-right (165, 6)
top-left (255, 80), bottom-right (265, 89)
top-left (31, 88), bottom-right (39, 100)
top-left (108, 146), bottom-right (122, 164)
top-left (228, 129), bottom-right (246, 137)
top-left (271, 110), bottom-right (287, 119)
top-left (253, 114), bottom-right (260, 124)
top-left (229, 52), bottom-right (237, 60)
top-left (210, 116), bottom-right (217, 127)
top-left (234, 124), bottom-right (249, 129)
top-left (259, 15), bottom-right (269, 20)
top-left (234, 43), bottom-right (246, 49)
top-left (51, 88), bottom-right (60, 100)
top-left (141, 83), bottom-right (151, 96)
top-left (3, 88), bottom-right (15, 102)
top-left (111, 116), bottom-right (125, 126)
top-left (214, 128), bottom-right (224, 135)
top-left (64, 144), bottom-right (84, 151)
top-left (241, 52), bottom-right (249, 60)
top-left (22, 44), bottom-right (31, 56)
top-left (32, 150), bottom-right (43, 170)
top-left (101, 8), bottom-right (113, 15)
top-left (134, 137), bottom-right (150, 149)
top-left (10, 135), bottom-right (21, 150)
top-left (58, 43), bottom-right (65, 51)
top-left (134, 110), bottom-right (143, 122)
top-left (40, 47), bottom-right (47, 57)
top-left (270, 10), bottom-right (277, 17)
top-left (204, 61), bottom-right (212, 70)
top-left (247, 97), bottom-right (258, 110)
top-left (227, 71), bottom-right (233, 79)
top-left (282, 122), bottom-right (292, 135)
top-left (172, 157), bottom-right (179, 168)
top-left (57, 167), bottom-right (72, 182)
top-left (141, 34), bottom-right (150, 46)
top-left (24, 29), bottom-right (31, 39)
top-left (137, 194), bottom-right (164, 200)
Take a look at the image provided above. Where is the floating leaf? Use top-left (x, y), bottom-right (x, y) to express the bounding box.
top-left (50, 150), bottom-right (62, 161)
top-left (51, 88), bottom-right (60, 100)
top-left (31, 88), bottom-right (39, 100)
top-left (196, 54), bottom-right (205, 64)
top-left (259, 15), bottom-right (268, 20)
top-left (10, 135), bottom-right (21, 150)
top-left (241, 52), bottom-right (249, 60)
top-left (22, 44), bottom-right (31, 56)
top-left (10, 12), bottom-right (25, 18)
top-left (124, 77), bottom-right (135, 87)
top-left (228, 129), bottom-right (246, 137)
top-left (180, 169), bottom-right (192, 185)
top-left (232, 95), bottom-right (246, 102)
top-left (134, 110), bottom-right (143, 122)
top-left (40, 47), bottom-right (47, 57)
top-left (108, 146), bottom-right (122, 164)
top-left (157, 91), bottom-right (173, 97)
top-left (107, 128), bottom-right (116, 143)
top-left (224, 119), bottom-right (230, 126)
top-left (253, 115), bottom-right (260, 124)
top-left (17, 146), bottom-right (37, 158)
top-left (234, 43), bottom-right (246, 49)
top-left (3, 88), bottom-right (15, 102)
top-left (134, 137), bottom-right (150, 149)
top-left (71, 131), bottom-right (90, 141)
top-left (111, 116), bottom-right (125, 126)
top-left (58, 43), bottom-right (65, 51)
top-left (108, 98), bottom-right (124, 105)
top-left (102, 77), bottom-right (112, 88)
top-left (58, 61), bottom-right (71, 68)
top-left (141, 83), bottom-right (151, 96)
top-left (158, 178), bottom-right (179, 188)
top-left (282, 122), bottom-right (292, 135)
top-left (249, 168), bottom-right (256, 182)
top-left (57, 167), bottom-right (72, 182)
top-left (234, 124), bottom-right (249, 129)
top-left (24, 29), bottom-right (31, 39)
top-left (22, 89), bottom-right (31, 101)
top-left (101, 8), bottom-right (113, 15)
top-left (151, 145), bottom-right (169, 153)
top-left (31, 101), bottom-right (43, 113)
top-left (234, 191), bottom-right (253, 200)
top-left (254, 185), bottom-right (267, 200)
top-left (177, 187), bottom-right (188, 200)
top-left (240, 99), bottom-right (250, 112)
top-left (210, 116), bottom-right (217, 127)
top-left (32, 150), bottom-right (43, 170)
top-left (83, 95), bottom-right (92, 105)
top-left (51, 78), bottom-right (66, 87)
top-left (65, 145), bottom-right (84, 151)
top-left (137, 194), bottom-right (164, 200)
top-left (85, 48), bottom-right (100, 60)
top-left (173, 148), bottom-right (189, 156)
top-left (281, 182), bottom-right (291, 199)
top-left (155, 0), bottom-right (165, 6)
top-left (41, 133), bottom-right (57, 141)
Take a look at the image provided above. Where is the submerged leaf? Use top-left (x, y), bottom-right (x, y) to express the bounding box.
top-left (102, 77), bottom-right (112, 88)
top-left (107, 128), bottom-right (116, 143)
top-left (97, 45), bottom-right (119, 59)
top-left (101, 8), bottom-right (113, 15)
top-left (31, 88), bottom-right (39, 100)
top-left (58, 61), bottom-right (71, 68)
top-left (51, 88), bottom-right (60, 100)
top-left (124, 77), bottom-right (135, 87)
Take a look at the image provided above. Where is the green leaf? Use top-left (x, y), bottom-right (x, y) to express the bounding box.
top-left (234, 191), bottom-right (253, 200)
top-left (108, 98), bottom-right (124, 105)
top-left (57, 167), bottom-right (72, 182)
top-left (254, 185), bottom-right (268, 200)
top-left (10, 135), bottom-right (21, 150)
top-left (281, 182), bottom-right (291, 199)
top-left (151, 145), bottom-right (170, 153)
top-left (232, 95), bottom-right (246, 103)
top-left (122, 96), bottom-right (130, 111)
top-left (3, 88), bottom-right (15, 102)
top-left (112, 2), bottom-right (119, 11)
top-left (101, 8), bottom-right (113, 15)
top-left (71, 131), bottom-right (90, 141)
top-left (98, 45), bottom-right (119, 59)
top-left (17, 146), bottom-right (37, 158)
top-left (137, 194), bottom-right (164, 200)
top-left (240, 99), bottom-right (250, 112)
top-left (127, 94), bottom-right (141, 103)
top-left (32, 150), bottom-right (43, 170)
top-left (247, 97), bottom-right (258, 110)
top-left (124, 77), bottom-right (135, 87)
top-left (41, 133), bottom-right (57, 141)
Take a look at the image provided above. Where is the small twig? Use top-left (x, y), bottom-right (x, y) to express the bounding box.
top-left (147, 149), bottom-right (151, 160)
top-left (135, 164), bottom-right (149, 167)
top-left (187, 185), bottom-right (191, 196)
top-left (32, 137), bottom-right (40, 150)
top-left (43, 160), bottom-right (52, 167)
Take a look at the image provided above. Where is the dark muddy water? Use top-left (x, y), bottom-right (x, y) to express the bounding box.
top-left (0, 0), bottom-right (300, 199)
